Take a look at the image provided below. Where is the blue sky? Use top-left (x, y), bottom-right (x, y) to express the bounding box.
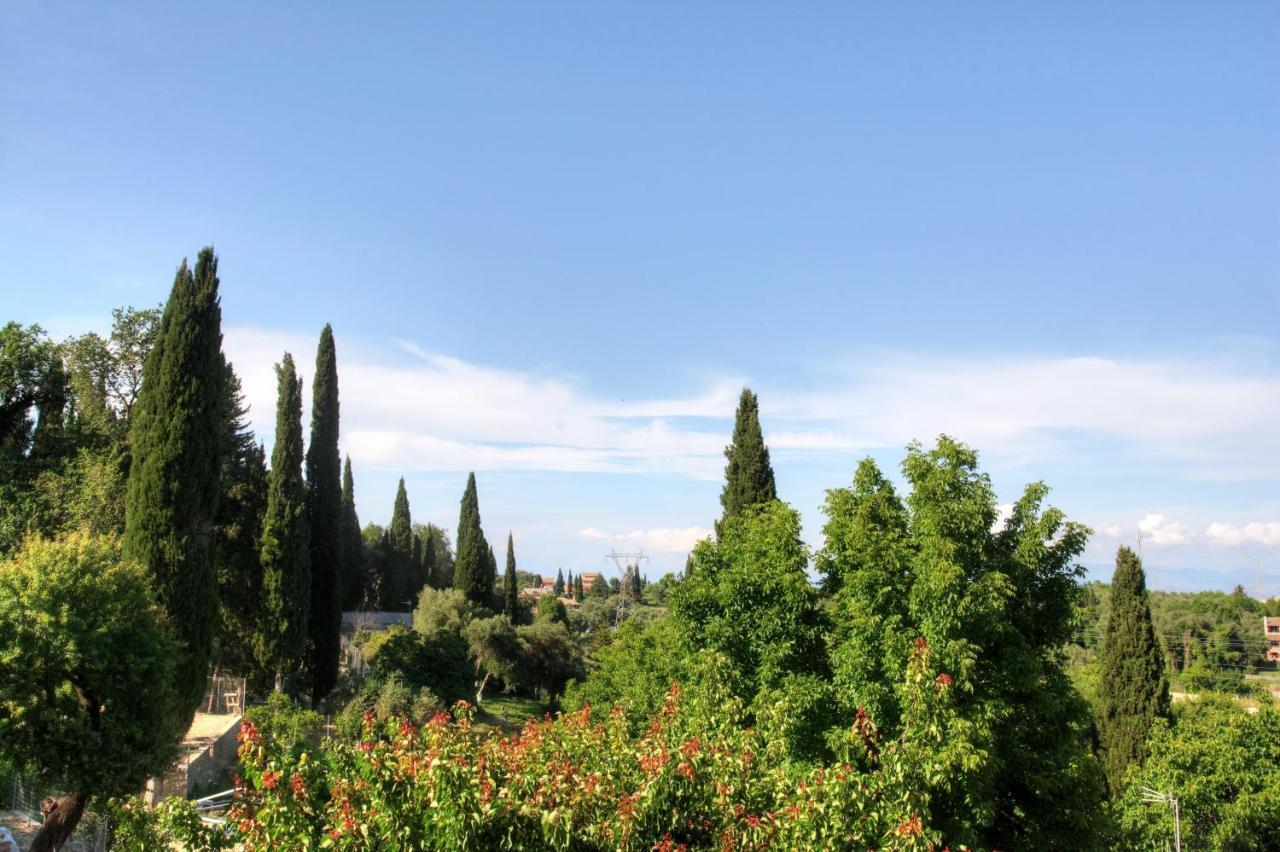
top-left (3, 3), bottom-right (1278, 591)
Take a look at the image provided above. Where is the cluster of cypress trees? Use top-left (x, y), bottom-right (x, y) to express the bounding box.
top-left (123, 249), bottom-right (350, 714)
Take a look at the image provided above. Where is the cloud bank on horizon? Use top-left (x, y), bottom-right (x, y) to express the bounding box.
top-left (222, 325), bottom-right (1280, 584)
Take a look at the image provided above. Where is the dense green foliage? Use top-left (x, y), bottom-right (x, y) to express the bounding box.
top-left (242, 692), bottom-right (325, 759)
top-left (122, 248), bottom-right (226, 732)
top-left (359, 624), bottom-right (472, 708)
top-left (0, 535), bottom-right (178, 803)
top-left (675, 501), bottom-right (828, 713)
top-left (824, 440), bottom-right (1101, 847)
top-left (305, 325), bottom-right (343, 703)
top-left (718, 388), bottom-right (776, 528)
top-left (258, 353), bottom-right (311, 690)
top-left (0, 308), bottom-right (160, 555)
top-left (564, 617), bottom-right (691, 731)
top-left (1098, 545), bottom-right (1170, 792)
top-left (1113, 696), bottom-right (1280, 849)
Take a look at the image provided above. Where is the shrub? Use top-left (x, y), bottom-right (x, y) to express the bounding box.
top-left (361, 624), bottom-right (472, 705)
top-left (242, 693), bottom-right (324, 759)
top-left (119, 640), bottom-right (959, 850)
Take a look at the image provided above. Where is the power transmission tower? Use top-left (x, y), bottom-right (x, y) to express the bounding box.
top-left (604, 549), bottom-right (649, 626)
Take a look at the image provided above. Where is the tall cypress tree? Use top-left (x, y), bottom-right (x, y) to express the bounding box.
top-left (305, 325), bottom-right (342, 705)
top-left (214, 362), bottom-right (269, 691)
top-left (486, 543), bottom-right (498, 605)
top-left (1098, 545), bottom-right (1170, 792)
top-left (382, 478), bottom-right (412, 610)
top-left (339, 455), bottom-right (364, 609)
top-left (503, 533), bottom-right (518, 621)
top-left (554, 568), bottom-right (565, 597)
top-left (123, 248), bottom-right (225, 731)
top-left (422, 530), bottom-right (437, 590)
top-left (258, 353), bottom-right (311, 692)
top-left (719, 388), bottom-right (776, 529)
top-left (574, 574), bottom-right (584, 602)
top-left (453, 472), bottom-right (491, 606)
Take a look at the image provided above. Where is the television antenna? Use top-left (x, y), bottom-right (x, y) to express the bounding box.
top-left (1140, 787), bottom-right (1181, 852)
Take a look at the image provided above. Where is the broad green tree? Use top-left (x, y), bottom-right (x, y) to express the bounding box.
top-left (516, 621), bottom-right (584, 703)
top-left (1098, 545), bottom-right (1170, 792)
top-left (258, 353), bottom-right (311, 692)
top-left (718, 388), bottom-right (776, 530)
top-left (0, 534), bottom-right (178, 851)
top-left (817, 458), bottom-right (914, 728)
top-left (463, 615), bottom-right (522, 703)
top-left (673, 501), bottom-right (827, 709)
top-left (818, 438), bottom-right (1104, 848)
top-left (122, 248), bottom-right (225, 731)
top-left (305, 325), bottom-right (342, 704)
top-left (535, 594), bottom-right (569, 627)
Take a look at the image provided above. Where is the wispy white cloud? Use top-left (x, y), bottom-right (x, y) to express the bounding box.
top-left (767, 353), bottom-right (1280, 480)
top-left (224, 327), bottom-right (1280, 490)
top-left (577, 526), bottom-right (712, 553)
top-left (1205, 521), bottom-right (1280, 548)
top-left (1138, 513), bottom-right (1190, 546)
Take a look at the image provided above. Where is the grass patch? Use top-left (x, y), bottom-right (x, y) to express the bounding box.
top-left (476, 694), bottom-right (551, 731)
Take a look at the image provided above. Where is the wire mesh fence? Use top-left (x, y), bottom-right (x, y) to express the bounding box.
top-left (3, 775), bottom-right (108, 852)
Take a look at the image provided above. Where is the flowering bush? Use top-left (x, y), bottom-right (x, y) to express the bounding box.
top-left (123, 641), bottom-right (959, 850)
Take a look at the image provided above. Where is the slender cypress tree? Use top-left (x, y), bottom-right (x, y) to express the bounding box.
top-left (382, 478), bottom-right (412, 609)
top-left (554, 568), bottom-right (565, 597)
top-left (258, 353), bottom-right (311, 692)
top-left (422, 530), bottom-right (437, 591)
top-left (1098, 545), bottom-right (1170, 792)
top-left (214, 362), bottom-right (269, 690)
top-left (453, 472), bottom-right (491, 606)
top-left (339, 456), bottom-right (364, 609)
top-left (305, 325), bottom-right (342, 705)
top-left (574, 574), bottom-right (584, 602)
top-left (719, 388), bottom-right (777, 530)
top-left (503, 533), bottom-right (518, 621)
top-left (485, 544), bottom-right (498, 606)
top-left (123, 248), bottom-right (225, 731)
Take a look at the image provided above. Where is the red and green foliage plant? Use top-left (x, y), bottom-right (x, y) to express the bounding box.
top-left (133, 640), bottom-right (960, 850)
